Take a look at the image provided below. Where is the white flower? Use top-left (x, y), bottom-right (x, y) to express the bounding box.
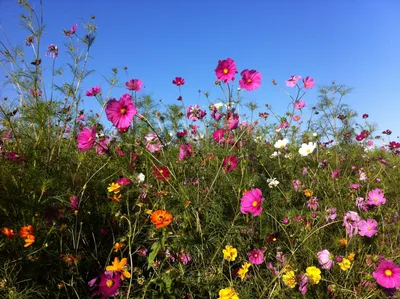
top-left (313, 133), bottom-right (318, 137)
top-left (267, 178), bottom-right (280, 188)
top-left (213, 102), bottom-right (224, 110)
top-left (270, 151), bottom-right (281, 158)
top-left (299, 142), bottom-right (317, 156)
top-left (134, 173), bottom-right (145, 184)
top-left (274, 138), bottom-right (289, 149)
top-left (284, 153), bottom-right (292, 159)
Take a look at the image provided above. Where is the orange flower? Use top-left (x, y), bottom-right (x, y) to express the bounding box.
top-left (113, 242), bottom-right (126, 252)
top-left (304, 189), bottom-right (313, 197)
top-left (338, 238), bottom-right (348, 247)
top-left (106, 257), bottom-right (131, 280)
top-left (1, 227), bottom-right (16, 240)
top-left (108, 193), bottom-right (122, 202)
top-left (24, 235), bottom-right (35, 247)
top-left (20, 225), bottom-right (35, 238)
top-left (151, 210), bottom-right (173, 229)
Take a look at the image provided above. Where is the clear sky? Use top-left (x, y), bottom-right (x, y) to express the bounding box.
top-left (1, 0), bottom-right (400, 140)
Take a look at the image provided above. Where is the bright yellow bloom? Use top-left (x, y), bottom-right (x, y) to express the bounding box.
top-left (338, 258), bottom-right (351, 271)
top-left (347, 252), bottom-right (355, 262)
top-left (237, 262), bottom-right (251, 281)
top-left (306, 266), bottom-right (321, 285)
top-left (218, 287), bottom-right (239, 299)
top-left (106, 257), bottom-right (131, 280)
top-left (107, 182), bottom-right (121, 194)
top-left (282, 270), bottom-right (297, 288)
top-left (304, 189), bottom-right (313, 197)
top-left (222, 245), bottom-right (238, 262)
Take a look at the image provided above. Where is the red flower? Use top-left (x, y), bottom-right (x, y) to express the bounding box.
top-left (223, 155), bottom-right (238, 172)
top-left (153, 166), bottom-right (170, 181)
top-left (172, 77), bottom-right (185, 86)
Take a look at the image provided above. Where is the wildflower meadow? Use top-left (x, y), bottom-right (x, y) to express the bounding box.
top-left (1, 1), bottom-right (400, 299)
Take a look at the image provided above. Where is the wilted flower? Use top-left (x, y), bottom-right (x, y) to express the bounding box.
top-left (343, 211), bottom-right (360, 238)
top-left (46, 44), bottom-right (58, 58)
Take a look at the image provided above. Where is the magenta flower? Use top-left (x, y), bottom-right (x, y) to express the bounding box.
top-left (366, 188), bottom-right (386, 206)
top-left (212, 129), bottom-right (225, 143)
top-left (89, 271), bottom-right (121, 299)
top-left (77, 113), bottom-right (85, 121)
top-left (125, 79), bottom-right (143, 91)
top-left (46, 44), bottom-right (58, 58)
top-left (317, 249), bottom-right (334, 270)
top-left (64, 24), bottom-right (78, 36)
top-left (303, 76), bottom-right (315, 89)
top-left (86, 86), bottom-right (101, 97)
top-left (240, 188), bottom-right (264, 216)
top-left (343, 211), bottom-right (360, 238)
top-left (179, 144), bottom-right (193, 161)
top-left (178, 251), bottom-right (191, 265)
top-left (294, 99), bottom-right (306, 109)
top-left (96, 137), bottom-right (109, 155)
top-left (286, 75), bottom-right (302, 87)
top-left (248, 249), bottom-right (264, 265)
top-left (293, 115), bottom-right (301, 121)
top-left (239, 69), bottom-right (262, 91)
top-left (70, 195), bottom-right (79, 210)
top-left (372, 259), bottom-right (400, 289)
top-left (116, 177), bottom-right (131, 186)
top-left (105, 94), bottom-right (137, 130)
top-left (172, 77), bottom-right (185, 86)
top-left (331, 169), bottom-right (340, 179)
top-left (186, 105), bottom-right (206, 121)
top-left (222, 156), bottom-right (238, 173)
top-left (215, 58), bottom-right (237, 83)
top-left (77, 127), bottom-right (96, 151)
top-left (358, 218), bottom-right (378, 237)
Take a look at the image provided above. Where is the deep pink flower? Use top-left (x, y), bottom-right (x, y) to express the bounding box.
top-left (294, 99), bottom-right (306, 109)
top-left (317, 249), bottom-right (334, 270)
top-left (388, 141), bottom-right (400, 150)
top-left (239, 69), bottom-right (262, 91)
top-left (212, 129), bottom-right (225, 143)
top-left (70, 195), bottom-right (79, 210)
top-left (362, 113), bottom-right (369, 119)
top-left (303, 76), bottom-right (315, 89)
top-left (96, 137), bottom-right (109, 155)
top-left (286, 75), bottom-right (302, 87)
top-left (248, 249), bottom-right (264, 265)
top-left (331, 169), bottom-right (341, 179)
top-left (125, 79), bottom-right (143, 91)
top-left (355, 130), bottom-right (369, 141)
top-left (343, 211), bottom-right (360, 238)
top-left (116, 177), bottom-right (131, 186)
top-left (77, 127), bottom-right (96, 151)
top-left (86, 86), bottom-right (101, 97)
top-left (179, 144), bottom-right (193, 161)
top-left (222, 155), bottom-right (238, 172)
top-left (372, 259), bottom-right (400, 289)
top-left (215, 58), bottom-right (237, 83)
top-left (186, 105), bottom-right (206, 121)
top-left (64, 24), bottom-right (78, 36)
top-left (77, 113), bottom-right (85, 121)
top-left (46, 44), bottom-right (58, 58)
top-left (105, 94), bottom-right (137, 130)
top-left (172, 77), bottom-right (185, 86)
top-left (358, 218), bottom-right (378, 237)
top-left (367, 188), bottom-right (386, 206)
top-left (89, 271), bottom-right (121, 299)
top-left (226, 109), bottom-right (239, 131)
top-left (240, 188), bottom-right (264, 216)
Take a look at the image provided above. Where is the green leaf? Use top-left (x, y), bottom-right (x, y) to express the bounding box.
top-left (147, 241), bottom-right (161, 269)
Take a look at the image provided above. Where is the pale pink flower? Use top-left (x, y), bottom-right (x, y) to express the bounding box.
top-left (145, 132), bottom-right (163, 153)
top-left (343, 211), bottom-right (360, 238)
top-left (366, 188), bottom-right (386, 206)
top-left (358, 219), bottom-right (378, 237)
top-left (303, 76), bottom-right (315, 89)
top-left (286, 75), bottom-right (302, 87)
top-left (186, 105), bottom-right (206, 121)
top-left (46, 44), bottom-right (58, 58)
top-left (307, 197), bottom-right (319, 211)
top-left (317, 249), bottom-right (334, 270)
top-left (96, 137), bottom-right (109, 155)
top-left (294, 99), bottom-right (306, 109)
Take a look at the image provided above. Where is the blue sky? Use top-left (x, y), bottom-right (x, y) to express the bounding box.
top-left (1, 0), bottom-right (399, 140)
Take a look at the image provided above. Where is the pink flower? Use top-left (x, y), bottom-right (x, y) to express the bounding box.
top-left (356, 197), bottom-right (368, 212)
top-left (226, 109), bottom-right (239, 131)
top-left (64, 24), bottom-right (78, 36)
top-left (186, 105), bottom-right (206, 121)
top-left (96, 137), bottom-right (109, 155)
top-left (292, 180), bottom-right (301, 192)
top-left (293, 115), bottom-right (301, 121)
top-left (307, 197), bottom-right (319, 211)
top-left (317, 249), bottom-right (334, 270)
top-left (298, 274), bottom-right (308, 295)
top-left (70, 196), bottom-right (79, 210)
top-left (325, 207), bottom-right (337, 223)
top-left (331, 169), bottom-right (340, 179)
top-left (303, 76), bottom-right (315, 89)
top-left (145, 132), bottom-right (163, 153)
top-left (105, 94), bottom-right (137, 130)
top-left (240, 188), bottom-right (264, 216)
top-left (372, 259), bottom-right (400, 289)
top-left (294, 99), bottom-right (306, 109)
top-left (46, 44), bottom-right (58, 58)
top-left (215, 58), bottom-right (237, 83)
top-left (222, 156), bottom-right (238, 172)
top-left (343, 211), bottom-right (360, 238)
top-left (125, 79), bottom-right (143, 91)
top-left (212, 129), bottom-right (225, 143)
top-left (172, 77), bottom-right (185, 86)
top-left (77, 127), bottom-right (96, 151)
top-left (286, 75), bottom-right (302, 87)
top-left (349, 184), bottom-right (360, 190)
top-left (239, 69), bottom-right (262, 91)
top-left (86, 86), bottom-right (101, 97)
top-left (77, 113), bottom-right (85, 121)
top-left (89, 271), bottom-right (121, 298)
top-left (358, 219), bottom-right (378, 237)
top-left (116, 177), bottom-right (131, 186)
top-left (248, 249), bottom-right (264, 265)
top-left (179, 144), bottom-right (193, 161)
top-left (366, 188), bottom-right (386, 206)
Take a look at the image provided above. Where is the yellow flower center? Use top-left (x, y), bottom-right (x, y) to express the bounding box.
top-left (373, 197), bottom-right (378, 202)
top-left (306, 149), bottom-right (311, 153)
top-left (367, 227), bottom-right (371, 231)
top-left (223, 68), bottom-right (229, 74)
top-left (385, 269), bottom-right (393, 277)
top-left (254, 253), bottom-right (258, 257)
top-left (159, 169), bottom-right (163, 173)
top-left (120, 108), bottom-right (127, 115)
top-left (252, 200), bottom-right (258, 207)
top-left (247, 79), bottom-right (252, 83)
top-left (106, 279), bottom-right (114, 288)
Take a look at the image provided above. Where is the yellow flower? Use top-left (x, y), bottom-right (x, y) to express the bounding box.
top-left (222, 245), bottom-right (238, 262)
top-left (282, 270), bottom-right (297, 288)
top-left (338, 258), bottom-right (351, 271)
top-left (347, 252), bottom-right (355, 262)
top-left (237, 262), bottom-right (251, 281)
top-left (106, 257), bottom-right (131, 280)
top-left (108, 193), bottom-right (122, 202)
top-left (218, 287), bottom-right (239, 299)
top-left (304, 189), bottom-right (313, 197)
top-left (306, 266), bottom-right (321, 285)
top-left (107, 182), bottom-right (121, 194)
top-left (338, 238), bottom-right (348, 247)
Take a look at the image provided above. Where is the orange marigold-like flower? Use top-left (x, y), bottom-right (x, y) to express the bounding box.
top-left (106, 257), bottom-right (131, 280)
top-left (19, 225), bottom-right (35, 238)
top-left (303, 189), bottom-right (313, 197)
top-left (1, 227), bottom-right (16, 240)
top-left (113, 242), bottom-right (126, 252)
top-left (151, 210), bottom-right (173, 229)
top-left (24, 235), bottom-right (35, 247)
